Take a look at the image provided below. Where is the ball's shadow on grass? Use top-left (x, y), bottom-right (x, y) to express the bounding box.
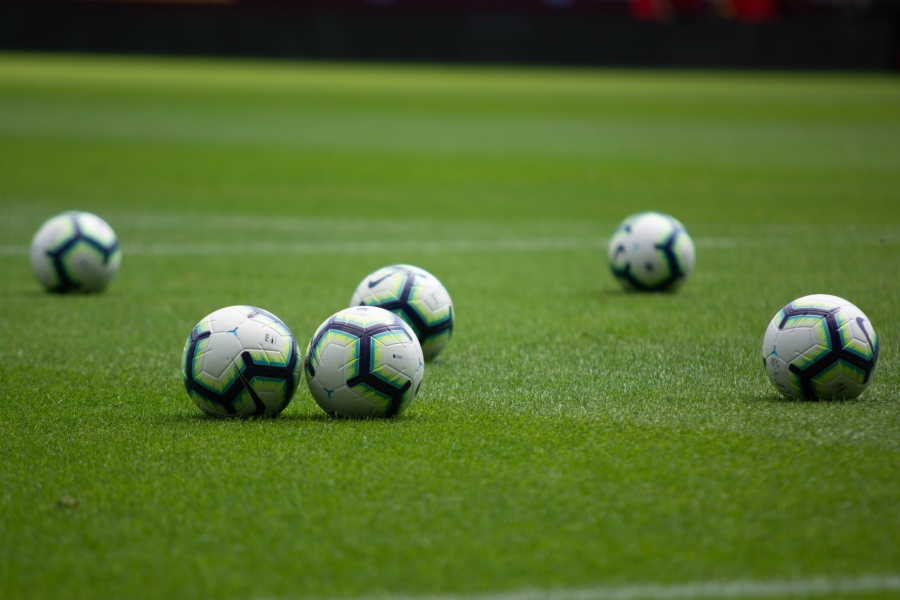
top-left (744, 394), bottom-right (860, 405)
top-left (7, 289), bottom-right (118, 300)
top-left (7, 289), bottom-right (55, 298)
top-left (165, 412), bottom-right (332, 423)
top-left (595, 288), bottom-right (627, 299)
top-left (164, 411), bottom-right (426, 424)
top-left (595, 287), bottom-right (685, 300)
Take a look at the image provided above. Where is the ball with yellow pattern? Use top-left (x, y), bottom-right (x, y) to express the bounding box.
top-left (30, 211), bottom-right (121, 293)
top-left (351, 264), bottom-right (453, 361)
top-left (762, 294), bottom-right (879, 400)
top-left (305, 306), bottom-right (425, 418)
top-left (182, 306), bottom-right (302, 417)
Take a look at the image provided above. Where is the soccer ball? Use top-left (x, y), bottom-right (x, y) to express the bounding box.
top-left (762, 294), bottom-right (879, 400)
top-left (305, 306), bottom-right (425, 418)
top-left (30, 211), bottom-right (121, 292)
top-left (350, 264), bottom-right (453, 361)
top-left (607, 212), bottom-right (695, 292)
top-left (182, 306), bottom-right (302, 417)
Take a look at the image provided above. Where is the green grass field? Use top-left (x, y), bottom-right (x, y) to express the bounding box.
top-left (1, 53), bottom-right (899, 600)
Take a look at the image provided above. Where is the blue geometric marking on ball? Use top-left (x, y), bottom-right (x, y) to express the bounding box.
top-left (227, 327), bottom-right (239, 337)
top-left (45, 213), bottom-right (120, 292)
top-left (778, 303), bottom-right (878, 400)
top-left (236, 365), bottom-right (269, 417)
top-left (323, 386), bottom-right (335, 399)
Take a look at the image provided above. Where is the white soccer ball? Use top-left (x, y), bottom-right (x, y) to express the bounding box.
top-left (607, 212), bottom-right (695, 292)
top-left (762, 294), bottom-right (879, 400)
top-left (305, 306), bottom-right (425, 418)
top-left (182, 306), bottom-right (302, 417)
top-left (30, 211), bottom-right (121, 292)
top-left (350, 264), bottom-right (453, 361)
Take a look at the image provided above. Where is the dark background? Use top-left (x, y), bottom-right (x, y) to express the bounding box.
top-left (2, 0), bottom-right (899, 70)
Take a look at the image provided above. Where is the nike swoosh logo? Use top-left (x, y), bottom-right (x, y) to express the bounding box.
top-left (367, 272), bottom-right (397, 288)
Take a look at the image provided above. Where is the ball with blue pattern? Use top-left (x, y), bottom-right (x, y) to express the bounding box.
top-left (607, 212), bottom-right (695, 292)
top-left (762, 294), bottom-right (879, 400)
top-left (30, 211), bottom-right (121, 293)
top-left (306, 306), bottom-right (425, 418)
top-left (350, 264), bottom-right (453, 361)
top-left (182, 306), bottom-right (302, 417)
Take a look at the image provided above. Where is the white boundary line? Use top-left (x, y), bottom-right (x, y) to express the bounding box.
top-left (345, 575), bottom-right (900, 600)
top-left (1, 235), bottom-right (894, 257)
top-left (0, 238), bottom-right (608, 257)
top-left (124, 238), bottom-right (608, 256)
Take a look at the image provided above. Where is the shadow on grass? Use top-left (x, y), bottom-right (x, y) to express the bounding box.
top-left (596, 286), bottom-right (690, 300)
top-left (161, 412), bottom-right (325, 424)
top-left (745, 393), bottom-right (863, 405)
top-left (595, 287), bottom-right (627, 299)
top-left (6, 289), bottom-right (55, 298)
top-left (7, 289), bottom-right (122, 300)
top-left (162, 411), bottom-right (426, 424)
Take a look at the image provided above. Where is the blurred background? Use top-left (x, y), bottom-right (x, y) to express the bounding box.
top-left (1, 0), bottom-right (898, 70)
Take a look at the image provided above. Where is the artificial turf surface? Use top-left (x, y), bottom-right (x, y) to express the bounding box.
top-left (0, 53), bottom-right (899, 600)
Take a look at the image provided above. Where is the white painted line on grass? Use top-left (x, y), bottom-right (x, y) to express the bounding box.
top-left (0, 238), bottom-right (608, 257)
top-left (124, 238), bottom-right (608, 256)
top-left (351, 574), bottom-right (900, 600)
top-left (2, 235), bottom-right (894, 258)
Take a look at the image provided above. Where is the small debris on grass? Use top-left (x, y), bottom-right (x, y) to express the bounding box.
top-left (56, 496), bottom-right (79, 509)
